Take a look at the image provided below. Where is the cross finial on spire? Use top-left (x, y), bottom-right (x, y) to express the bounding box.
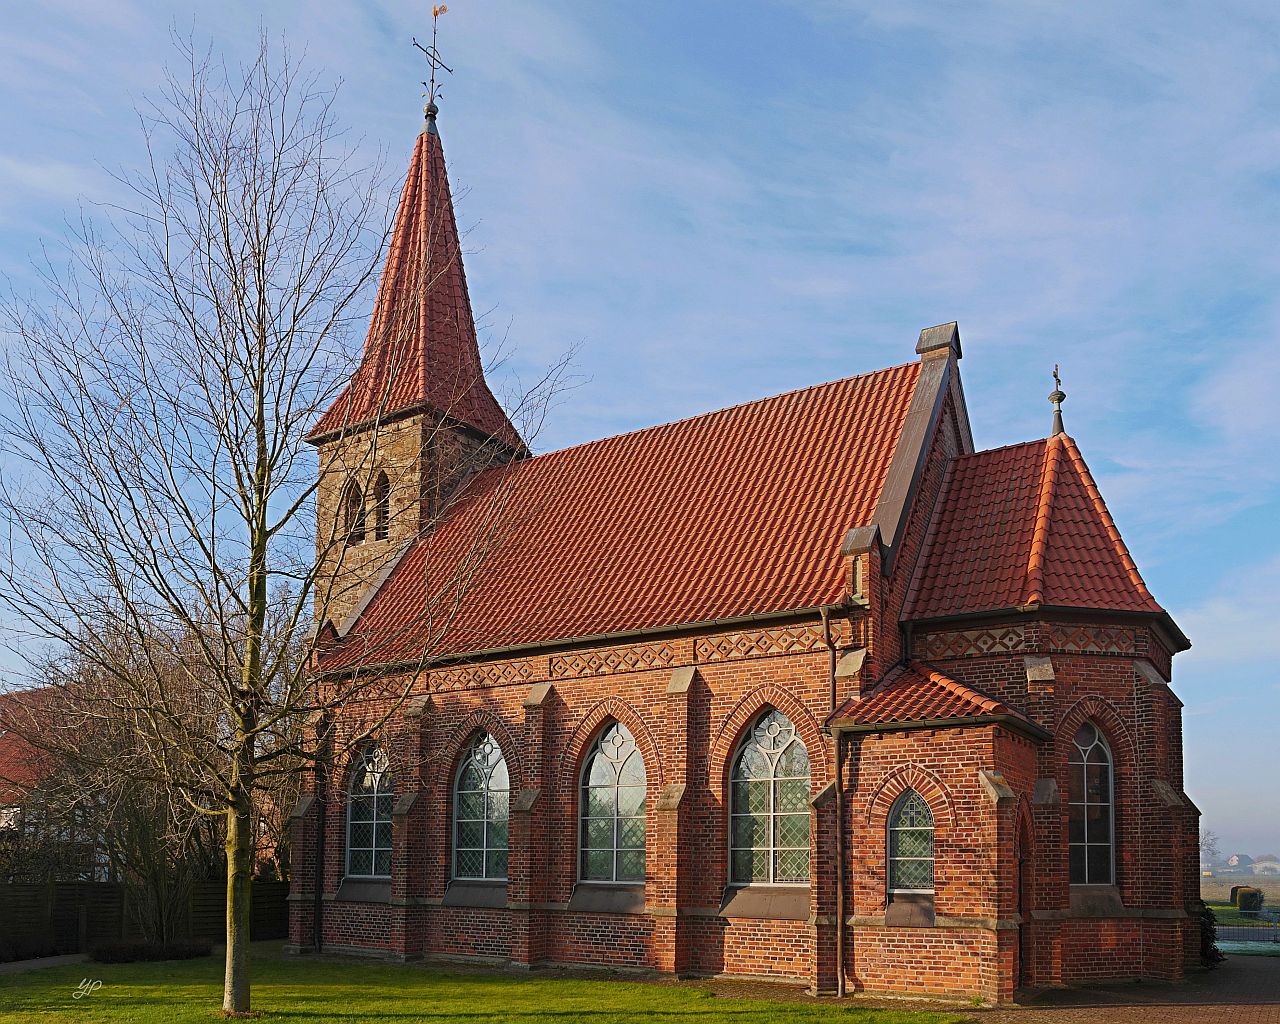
top-left (1049, 364), bottom-right (1067, 436)
top-left (413, 6), bottom-right (452, 129)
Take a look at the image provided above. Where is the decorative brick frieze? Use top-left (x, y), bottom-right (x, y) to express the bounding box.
top-left (430, 659), bottom-right (541, 691)
top-left (695, 623), bottom-right (833, 663)
top-left (550, 641), bottom-right (680, 678)
top-left (1047, 623), bottom-right (1136, 655)
top-left (917, 626), bottom-right (1029, 660)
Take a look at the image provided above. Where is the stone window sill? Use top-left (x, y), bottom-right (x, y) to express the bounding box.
top-left (1068, 884), bottom-right (1125, 917)
top-left (885, 891), bottom-right (935, 927)
top-left (718, 885), bottom-right (809, 921)
top-left (567, 882), bottom-right (645, 915)
top-left (441, 880), bottom-right (508, 908)
top-left (333, 878), bottom-right (391, 904)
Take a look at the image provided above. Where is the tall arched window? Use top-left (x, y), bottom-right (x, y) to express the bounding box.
top-left (580, 723), bottom-right (646, 882)
top-left (887, 790), bottom-right (934, 893)
top-left (346, 746), bottom-right (393, 878)
top-left (729, 709), bottom-right (810, 884)
top-left (1068, 721), bottom-right (1114, 885)
top-left (372, 472), bottom-right (390, 541)
top-left (342, 480), bottom-right (365, 545)
top-left (453, 733), bottom-right (509, 880)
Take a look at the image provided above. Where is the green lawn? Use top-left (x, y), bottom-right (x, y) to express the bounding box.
top-left (0, 945), bottom-right (966, 1023)
top-left (1207, 900), bottom-right (1276, 927)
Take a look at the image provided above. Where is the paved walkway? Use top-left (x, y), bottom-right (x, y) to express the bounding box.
top-left (982, 954), bottom-right (1280, 1023)
top-left (0, 953), bottom-right (87, 975)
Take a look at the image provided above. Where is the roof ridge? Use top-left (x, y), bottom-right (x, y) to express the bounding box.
top-left (515, 360), bottom-right (921, 465)
top-left (1058, 434), bottom-right (1159, 607)
top-left (1025, 433), bottom-right (1063, 606)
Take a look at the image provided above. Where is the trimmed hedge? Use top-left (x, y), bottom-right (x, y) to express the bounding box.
top-left (1237, 887), bottom-right (1265, 917)
top-left (90, 941), bottom-right (212, 963)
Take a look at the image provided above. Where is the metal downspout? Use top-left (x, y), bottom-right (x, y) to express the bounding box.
top-left (834, 726), bottom-right (847, 998)
top-left (821, 605), bottom-right (847, 997)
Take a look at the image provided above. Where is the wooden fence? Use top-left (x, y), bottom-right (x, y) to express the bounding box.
top-left (0, 880), bottom-right (288, 955)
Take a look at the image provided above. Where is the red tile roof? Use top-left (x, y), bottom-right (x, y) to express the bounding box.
top-left (904, 433), bottom-right (1164, 622)
top-left (321, 362), bottom-right (922, 669)
top-left (309, 123), bottom-right (523, 451)
top-left (0, 689), bottom-right (50, 805)
top-left (830, 661), bottom-right (1042, 734)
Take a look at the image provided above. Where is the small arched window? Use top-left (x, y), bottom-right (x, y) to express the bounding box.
top-left (887, 790), bottom-right (934, 893)
top-left (1068, 721), bottom-right (1114, 885)
top-left (346, 746), bottom-right (393, 878)
top-left (580, 722), bottom-right (646, 882)
top-left (372, 472), bottom-right (390, 542)
top-left (729, 709), bottom-right (810, 884)
top-left (342, 480), bottom-right (365, 545)
top-left (453, 733), bottom-right (509, 880)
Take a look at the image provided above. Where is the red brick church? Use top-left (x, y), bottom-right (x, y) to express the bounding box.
top-left (287, 100), bottom-right (1199, 1003)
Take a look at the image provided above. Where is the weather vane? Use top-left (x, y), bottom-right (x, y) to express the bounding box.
top-left (413, 5), bottom-right (453, 116)
top-left (1049, 364), bottom-right (1067, 436)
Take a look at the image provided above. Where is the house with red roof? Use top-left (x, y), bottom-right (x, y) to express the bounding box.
top-left (0, 689), bottom-right (52, 826)
top-left (288, 99), bottom-right (1198, 1003)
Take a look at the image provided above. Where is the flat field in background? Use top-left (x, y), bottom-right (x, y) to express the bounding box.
top-left (1201, 873), bottom-right (1274, 904)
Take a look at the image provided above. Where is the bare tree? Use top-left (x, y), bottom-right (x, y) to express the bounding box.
top-left (1200, 828), bottom-right (1220, 866)
top-left (0, 31), bottom-right (564, 1015)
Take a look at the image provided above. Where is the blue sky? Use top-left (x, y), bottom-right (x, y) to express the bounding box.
top-left (0, 1), bottom-right (1277, 853)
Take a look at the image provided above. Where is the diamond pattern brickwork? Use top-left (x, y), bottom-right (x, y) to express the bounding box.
top-left (550, 641), bottom-right (679, 679)
top-left (917, 626), bottom-right (1029, 661)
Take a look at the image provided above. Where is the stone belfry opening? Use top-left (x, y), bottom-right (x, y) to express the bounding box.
top-left (307, 100), bottom-right (525, 631)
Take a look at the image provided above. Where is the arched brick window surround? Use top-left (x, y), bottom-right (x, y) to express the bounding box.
top-left (710, 685), bottom-right (829, 796)
top-left (864, 765), bottom-right (955, 910)
top-left (440, 712), bottom-right (524, 791)
top-left (560, 696), bottom-right (664, 796)
top-left (342, 743), bottom-right (394, 879)
top-left (1057, 696), bottom-right (1132, 891)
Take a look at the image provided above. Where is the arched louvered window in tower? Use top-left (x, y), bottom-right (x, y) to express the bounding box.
top-left (729, 710), bottom-right (811, 884)
top-left (887, 790), bottom-right (935, 893)
top-left (453, 733), bottom-right (510, 880)
top-left (346, 746), bottom-right (393, 878)
top-left (580, 723), bottom-right (647, 882)
top-left (372, 472), bottom-right (390, 541)
top-left (1068, 721), bottom-right (1114, 885)
top-left (342, 479), bottom-right (365, 545)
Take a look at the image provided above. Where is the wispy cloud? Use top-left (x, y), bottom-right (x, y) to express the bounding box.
top-left (0, 0), bottom-right (1277, 845)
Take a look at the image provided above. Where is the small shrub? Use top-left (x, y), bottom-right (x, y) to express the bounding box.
top-left (1198, 902), bottom-right (1225, 968)
top-left (1238, 888), bottom-right (1265, 917)
top-left (90, 940), bottom-right (212, 963)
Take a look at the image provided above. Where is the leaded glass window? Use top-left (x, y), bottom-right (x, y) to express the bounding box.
top-left (729, 709), bottom-right (811, 884)
top-left (346, 746), bottom-right (393, 878)
top-left (580, 723), bottom-right (647, 882)
top-left (887, 790), bottom-right (934, 893)
top-left (454, 732), bottom-right (510, 880)
top-left (1068, 721), bottom-right (1113, 885)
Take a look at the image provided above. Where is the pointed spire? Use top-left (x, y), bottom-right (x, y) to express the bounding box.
top-left (1049, 365), bottom-right (1066, 436)
top-left (309, 116), bottom-right (524, 453)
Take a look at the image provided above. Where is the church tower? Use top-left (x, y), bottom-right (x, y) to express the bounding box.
top-left (308, 101), bottom-right (525, 631)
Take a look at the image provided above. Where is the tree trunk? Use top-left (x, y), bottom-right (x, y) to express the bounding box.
top-left (223, 793), bottom-right (253, 1015)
